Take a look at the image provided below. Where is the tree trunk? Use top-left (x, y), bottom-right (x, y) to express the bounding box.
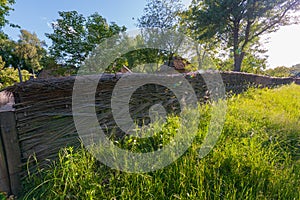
top-left (17, 65), bottom-right (23, 83)
top-left (167, 52), bottom-right (174, 66)
top-left (233, 52), bottom-right (245, 72)
top-left (233, 22), bottom-right (245, 72)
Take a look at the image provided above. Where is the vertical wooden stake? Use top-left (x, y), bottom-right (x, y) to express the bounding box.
top-left (0, 131), bottom-right (10, 194)
top-left (0, 111), bottom-right (21, 195)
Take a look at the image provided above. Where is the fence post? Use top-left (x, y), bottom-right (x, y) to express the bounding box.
top-left (0, 111), bottom-right (21, 195)
top-left (0, 127), bottom-right (10, 194)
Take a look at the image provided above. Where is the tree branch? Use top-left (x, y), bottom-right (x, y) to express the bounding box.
top-left (250, 0), bottom-right (299, 41)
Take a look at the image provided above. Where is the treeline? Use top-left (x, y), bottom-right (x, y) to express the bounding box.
top-left (264, 64), bottom-right (300, 77)
top-left (0, 0), bottom-right (300, 89)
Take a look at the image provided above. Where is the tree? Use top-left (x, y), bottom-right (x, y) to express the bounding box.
top-left (0, 0), bottom-right (15, 32)
top-left (138, 0), bottom-right (183, 29)
top-left (46, 11), bottom-right (87, 66)
top-left (16, 30), bottom-right (46, 74)
top-left (0, 30), bottom-right (45, 82)
top-left (0, 0), bottom-right (15, 61)
top-left (137, 0), bottom-right (186, 66)
top-left (0, 67), bottom-right (31, 89)
top-left (216, 37), bottom-right (268, 73)
top-left (187, 0), bottom-right (300, 71)
top-left (46, 11), bottom-right (126, 67)
top-left (0, 57), bottom-right (31, 89)
top-left (0, 30), bottom-right (46, 72)
top-left (180, 9), bottom-right (220, 70)
top-left (86, 13), bottom-right (125, 48)
top-left (0, 36), bottom-right (17, 67)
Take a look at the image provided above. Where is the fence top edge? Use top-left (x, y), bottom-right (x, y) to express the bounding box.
top-left (2, 71), bottom-right (299, 94)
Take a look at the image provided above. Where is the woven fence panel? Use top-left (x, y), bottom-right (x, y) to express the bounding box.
top-left (5, 71), bottom-right (298, 177)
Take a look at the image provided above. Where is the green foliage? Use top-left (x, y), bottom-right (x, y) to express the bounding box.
top-left (262, 63), bottom-right (300, 78)
top-left (0, 55), bottom-right (4, 69)
top-left (0, 35), bottom-right (18, 68)
top-left (264, 66), bottom-right (292, 77)
top-left (21, 84), bottom-right (300, 199)
top-left (16, 29), bottom-right (46, 73)
top-left (0, 30), bottom-right (46, 76)
top-left (46, 11), bottom-right (88, 66)
top-left (0, 192), bottom-right (6, 200)
top-left (216, 51), bottom-right (268, 73)
top-left (109, 35), bottom-right (160, 73)
top-left (0, 67), bottom-right (31, 89)
top-left (83, 33), bottom-right (172, 73)
top-left (0, 0), bottom-right (15, 30)
top-left (39, 56), bottom-right (77, 76)
top-left (120, 48), bottom-right (163, 72)
top-left (46, 11), bottom-right (126, 67)
top-left (137, 0), bottom-right (185, 66)
top-left (240, 52), bottom-right (267, 74)
top-left (186, 0), bottom-right (300, 72)
top-left (138, 0), bottom-right (183, 29)
top-left (180, 5), bottom-right (222, 70)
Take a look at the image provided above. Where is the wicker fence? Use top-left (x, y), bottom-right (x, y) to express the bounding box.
top-left (0, 71), bottom-right (298, 195)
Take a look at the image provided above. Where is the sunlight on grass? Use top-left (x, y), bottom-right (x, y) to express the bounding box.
top-left (21, 84), bottom-right (300, 199)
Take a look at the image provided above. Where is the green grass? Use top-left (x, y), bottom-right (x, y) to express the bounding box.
top-left (20, 84), bottom-right (300, 199)
top-left (0, 193), bottom-right (7, 200)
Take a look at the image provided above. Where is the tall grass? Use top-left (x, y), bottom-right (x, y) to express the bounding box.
top-left (20, 84), bottom-right (300, 199)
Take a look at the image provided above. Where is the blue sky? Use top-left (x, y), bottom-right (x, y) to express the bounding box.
top-left (3, 0), bottom-right (300, 68)
top-left (3, 0), bottom-right (148, 43)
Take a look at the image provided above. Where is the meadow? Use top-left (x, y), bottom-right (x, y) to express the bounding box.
top-left (19, 84), bottom-right (300, 199)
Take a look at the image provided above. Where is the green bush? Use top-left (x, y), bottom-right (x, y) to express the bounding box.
top-left (0, 193), bottom-right (7, 200)
top-left (0, 67), bottom-right (31, 89)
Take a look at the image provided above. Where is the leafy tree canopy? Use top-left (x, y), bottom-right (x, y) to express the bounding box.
top-left (0, 65), bottom-right (31, 89)
top-left (137, 0), bottom-right (186, 66)
top-left (0, 30), bottom-right (46, 71)
top-left (46, 11), bottom-right (126, 67)
top-left (138, 0), bottom-right (183, 29)
top-left (0, 59), bottom-right (31, 90)
top-left (186, 0), bottom-right (300, 72)
top-left (0, 0), bottom-right (15, 31)
top-left (16, 29), bottom-right (46, 73)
